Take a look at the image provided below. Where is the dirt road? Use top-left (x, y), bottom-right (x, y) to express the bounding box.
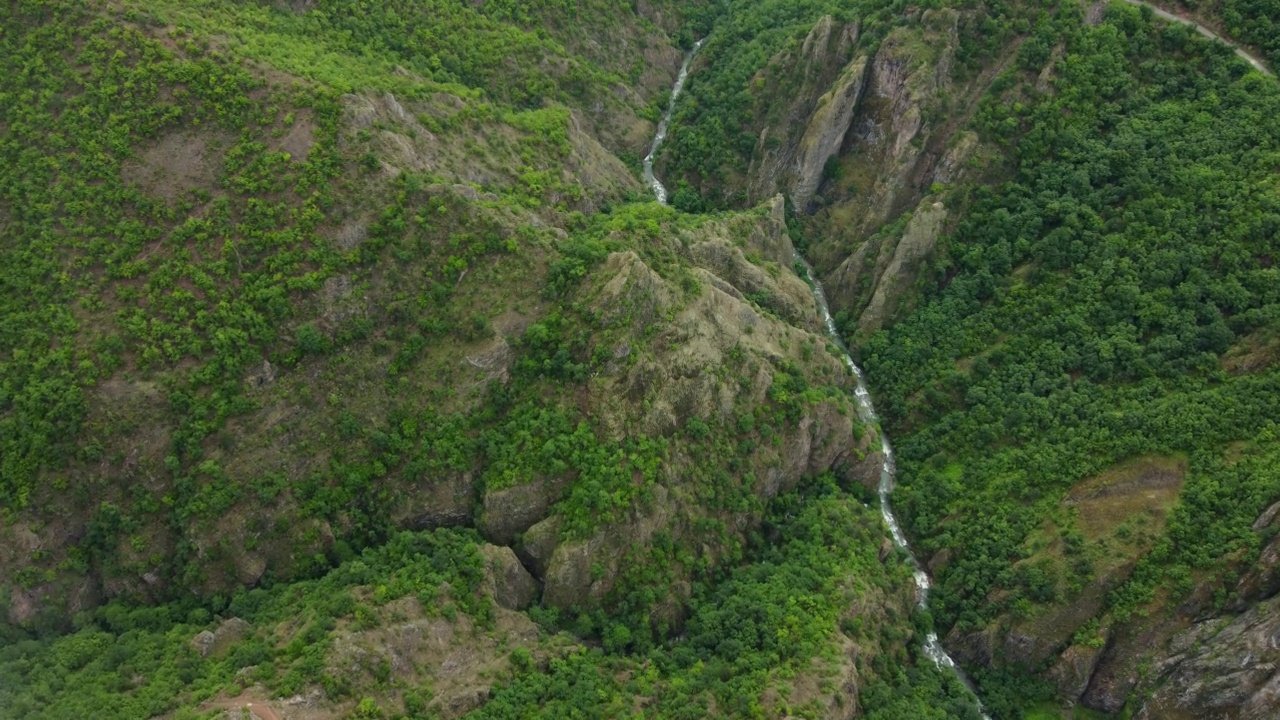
top-left (1118, 0), bottom-right (1272, 75)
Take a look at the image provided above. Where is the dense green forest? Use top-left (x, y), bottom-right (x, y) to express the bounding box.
top-left (4, 0), bottom-right (1280, 717)
top-left (0, 0), bottom-right (703, 586)
top-left (0, 528), bottom-right (491, 718)
top-left (0, 0), bottom-right (975, 717)
top-left (1183, 0), bottom-right (1280, 70)
top-left (853, 0), bottom-right (1280, 700)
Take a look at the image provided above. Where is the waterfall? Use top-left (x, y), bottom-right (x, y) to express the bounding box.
top-left (643, 38), bottom-right (705, 205)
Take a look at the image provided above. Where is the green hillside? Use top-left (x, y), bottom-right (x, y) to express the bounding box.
top-left (3, 0), bottom-right (1280, 718)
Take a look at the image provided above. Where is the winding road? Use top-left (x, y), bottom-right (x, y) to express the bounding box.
top-left (1119, 0), bottom-right (1272, 75)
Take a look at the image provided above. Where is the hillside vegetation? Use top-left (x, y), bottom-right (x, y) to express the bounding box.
top-left (0, 0), bottom-right (966, 718)
top-left (852, 3), bottom-right (1280, 713)
top-left (3, 0), bottom-right (1280, 718)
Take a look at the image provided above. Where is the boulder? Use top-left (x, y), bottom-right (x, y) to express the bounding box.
top-left (479, 478), bottom-right (568, 546)
top-left (480, 545), bottom-right (539, 611)
top-left (190, 630), bottom-right (216, 658)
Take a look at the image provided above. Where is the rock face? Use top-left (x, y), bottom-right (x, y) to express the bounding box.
top-left (1137, 596), bottom-right (1280, 719)
top-left (737, 10), bottom-right (988, 336)
top-left (1232, 504), bottom-right (1280, 608)
top-left (1047, 640), bottom-right (1110, 705)
top-left (746, 16), bottom-right (863, 203)
top-left (478, 478), bottom-right (569, 547)
top-left (829, 197), bottom-right (948, 337)
top-left (542, 484), bottom-right (677, 610)
top-left (519, 199), bottom-right (877, 614)
top-left (480, 545), bottom-right (539, 610)
top-left (190, 630), bottom-right (217, 658)
top-left (393, 471), bottom-right (476, 531)
top-left (790, 54), bottom-right (870, 211)
top-left (940, 463), bottom-right (1280, 719)
top-left (517, 516), bottom-right (563, 580)
top-left (325, 595), bottom-right (556, 720)
top-left (813, 9), bottom-right (967, 316)
top-left (1119, 504), bottom-right (1280, 719)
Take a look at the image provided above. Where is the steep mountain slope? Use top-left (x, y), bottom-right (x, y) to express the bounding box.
top-left (657, 1), bottom-right (1280, 718)
top-left (0, 1), bottom-right (973, 719)
top-left (5, 0), bottom-right (1280, 718)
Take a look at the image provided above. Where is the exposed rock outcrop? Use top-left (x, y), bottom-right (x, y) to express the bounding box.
top-left (542, 485), bottom-right (677, 609)
top-left (1137, 596), bottom-right (1280, 719)
top-left (811, 9), bottom-right (967, 312)
top-left (393, 472), bottom-right (477, 531)
top-left (341, 92), bottom-right (638, 211)
top-left (829, 197), bottom-right (947, 336)
top-left (478, 477), bottom-right (570, 547)
top-left (527, 199), bottom-right (876, 614)
top-left (790, 54), bottom-right (870, 211)
top-left (189, 617), bottom-right (253, 660)
top-left (517, 516), bottom-right (563, 581)
top-left (325, 596), bottom-right (560, 720)
top-left (746, 16), bottom-right (863, 202)
top-left (480, 545), bottom-right (539, 611)
top-left (1232, 502), bottom-right (1280, 608)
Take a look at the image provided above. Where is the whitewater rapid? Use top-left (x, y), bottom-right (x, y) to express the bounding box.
top-left (797, 259), bottom-right (989, 718)
top-left (643, 39), bottom-right (705, 204)
top-left (643, 37), bottom-right (990, 717)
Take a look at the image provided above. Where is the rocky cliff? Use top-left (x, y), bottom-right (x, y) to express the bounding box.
top-left (475, 196), bottom-right (881, 617)
top-left (735, 10), bottom-right (1000, 336)
top-left (743, 15), bottom-right (864, 205)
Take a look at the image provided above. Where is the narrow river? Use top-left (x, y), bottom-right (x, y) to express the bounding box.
top-left (646, 39), bottom-right (990, 718)
top-left (798, 259), bottom-right (990, 719)
top-left (643, 39), bottom-right (704, 204)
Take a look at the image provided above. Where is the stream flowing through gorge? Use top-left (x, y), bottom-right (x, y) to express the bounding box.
top-left (799, 260), bottom-right (990, 719)
top-left (643, 38), bottom-right (704, 204)
top-left (646, 40), bottom-right (990, 718)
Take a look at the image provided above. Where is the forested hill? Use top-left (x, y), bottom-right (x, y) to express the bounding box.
top-left (3, 0), bottom-right (1280, 719)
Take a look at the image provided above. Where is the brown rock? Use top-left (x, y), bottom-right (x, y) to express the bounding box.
top-left (1048, 640), bottom-right (1109, 706)
top-left (190, 630), bottom-right (216, 658)
top-left (790, 53), bottom-right (871, 211)
top-left (1138, 597), bottom-right (1280, 718)
top-left (745, 15), bottom-right (862, 203)
top-left (210, 617), bottom-right (252, 657)
top-left (517, 516), bottom-right (562, 581)
top-left (480, 545), bottom-right (539, 611)
top-left (1233, 531), bottom-right (1280, 608)
top-left (846, 445), bottom-right (885, 496)
top-left (479, 478), bottom-right (568, 546)
top-left (856, 199), bottom-right (947, 335)
top-left (394, 471), bottom-right (476, 531)
top-left (543, 486), bottom-right (674, 610)
top-left (1253, 500), bottom-right (1280, 531)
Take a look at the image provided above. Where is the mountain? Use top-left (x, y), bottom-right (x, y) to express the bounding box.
top-left (2, 0), bottom-right (1279, 719)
